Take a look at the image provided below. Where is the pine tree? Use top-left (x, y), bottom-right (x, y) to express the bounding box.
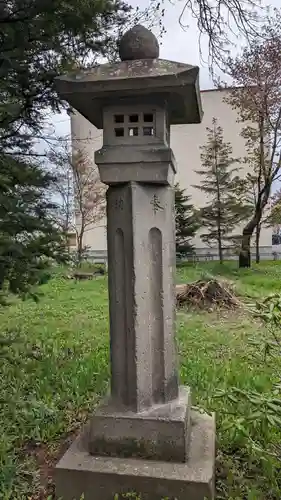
top-left (0, 0), bottom-right (153, 299)
top-left (0, 0), bottom-right (136, 155)
top-left (0, 154), bottom-right (67, 302)
top-left (195, 118), bottom-right (246, 264)
top-left (175, 183), bottom-right (199, 257)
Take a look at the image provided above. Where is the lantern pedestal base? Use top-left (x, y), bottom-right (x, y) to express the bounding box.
top-left (55, 409), bottom-right (215, 500)
top-left (88, 386), bottom-right (191, 464)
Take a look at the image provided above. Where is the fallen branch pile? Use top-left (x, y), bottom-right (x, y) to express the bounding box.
top-left (176, 279), bottom-right (239, 310)
top-left (63, 269), bottom-right (105, 280)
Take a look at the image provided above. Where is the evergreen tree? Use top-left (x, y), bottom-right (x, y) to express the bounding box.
top-left (195, 118), bottom-right (246, 264)
top-left (0, 0), bottom-right (137, 155)
top-left (0, 0), bottom-right (159, 299)
top-left (175, 183), bottom-right (199, 257)
top-left (0, 154), bottom-right (67, 302)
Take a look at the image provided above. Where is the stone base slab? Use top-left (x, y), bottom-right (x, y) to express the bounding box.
top-left (88, 386), bottom-right (191, 463)
top-left (55, 411), bottom-right (215, 500)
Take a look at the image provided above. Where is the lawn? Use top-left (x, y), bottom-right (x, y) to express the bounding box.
top-left (1, 261), bottom-right (281, 499)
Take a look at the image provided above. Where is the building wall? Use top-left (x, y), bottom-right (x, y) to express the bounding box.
top-left (70, 88), bottom-right (273, 257)
top-left (71, 116), bottom-right (107, 251)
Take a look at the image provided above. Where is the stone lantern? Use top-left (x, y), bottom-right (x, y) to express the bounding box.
top-left (55, 25), bottom-right (215, 500)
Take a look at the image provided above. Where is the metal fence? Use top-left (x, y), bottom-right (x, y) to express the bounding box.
top-left (85, 246), bottom-right (280, 265)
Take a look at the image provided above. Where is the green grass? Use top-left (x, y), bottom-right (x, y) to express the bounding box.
top-left (1, 262), bottom-right (281, 499)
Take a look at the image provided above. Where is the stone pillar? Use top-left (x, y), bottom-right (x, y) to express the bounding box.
top-left (107, 182), bottom-right (178, 413)
top-left (87, 179), bottom-right (191, 464)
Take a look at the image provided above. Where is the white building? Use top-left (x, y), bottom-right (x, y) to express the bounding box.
top-left (70, 88), bottom-right (273, 261)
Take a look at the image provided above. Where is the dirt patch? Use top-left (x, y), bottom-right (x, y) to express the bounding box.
top-left (27, 430), bottom-right (78, 500)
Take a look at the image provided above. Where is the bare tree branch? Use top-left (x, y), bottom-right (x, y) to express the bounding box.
top-left (47, 139), bottom-right (106, 261)
top-left (176, 0), bottom-right (262, 68)
top-left (223, 13), bottom-right (281, 267)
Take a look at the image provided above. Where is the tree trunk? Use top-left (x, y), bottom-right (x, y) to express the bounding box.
top-left (239, 187), bottom-right (270, 268)
top-left (255, 224), bottom-right (261, 264)
top-left (218, 239), bottom-right (223, 265)
top-left (77, 232), bottom-right (84, 267)
top-left (217, 204), bottom-right (223, 264)
top-left (239, 232), bottom-right (251, 268)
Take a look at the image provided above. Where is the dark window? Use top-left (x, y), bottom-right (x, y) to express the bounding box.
top-left (143, 126), bottom-right (154, 136)
top-left (114, 114), bottom-right (124, 123)
top-left (129, 114), bottom-right (139, 123)
top-left (272, 233), bottom-right (281, 245)
top-left (143, 113), bottom-right (154, 122)
top-left (129, 127), bottom-right (139, 137)
top-left (115, 128), bottom-right (124, 137)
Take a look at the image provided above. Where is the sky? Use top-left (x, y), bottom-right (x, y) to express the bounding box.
top-left (49, 0), bottom-right (280, 142)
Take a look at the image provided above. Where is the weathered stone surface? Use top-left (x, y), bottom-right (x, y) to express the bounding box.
top-left (55, 60), bottom-right (202, 128)
top-left (106, 183), bottom-right (178, 413)
top-left (88, 386), bottom-right (191, 463)
top-left (55, 411), bottom-right (216, 500)
top-left (118, 24), bottom-right (160, 61)
top-left (98, 158), bottom-right (176, 186)
top-left (96, 107), bottom-right (176, 184)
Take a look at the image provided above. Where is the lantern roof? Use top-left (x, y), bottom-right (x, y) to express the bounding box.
top-left (55, 25), bottom-right (203, 128)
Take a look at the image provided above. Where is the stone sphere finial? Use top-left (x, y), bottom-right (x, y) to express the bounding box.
top-left (118, 25), bottom-right (159, 61)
